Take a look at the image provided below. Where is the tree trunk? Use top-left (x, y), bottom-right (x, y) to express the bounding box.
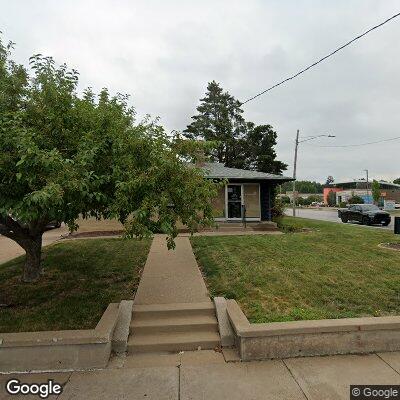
top-left (21, 234), bottom-right (43, 283)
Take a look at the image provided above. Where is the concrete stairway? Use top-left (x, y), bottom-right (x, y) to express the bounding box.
top-left (128, 302), bottom-right (220, 353)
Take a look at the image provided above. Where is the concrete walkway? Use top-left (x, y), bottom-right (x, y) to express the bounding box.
top-left (133, 235), bottom-right (210, 305)
top-left (2, 351), bottom-right (400, 399)
top-left (180, 230), bottom-right (283, 237)
top-left (0, 218), bottom-right (125, 265)
top-left (0, 226), bottom-right (69, 265)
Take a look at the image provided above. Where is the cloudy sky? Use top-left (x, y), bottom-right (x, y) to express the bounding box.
top-left (2, 0), bottom-right (399, 182)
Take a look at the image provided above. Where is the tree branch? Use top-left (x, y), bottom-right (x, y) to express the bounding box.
top-left (0, 222), bottom-right (20, 242)
top-left (0, 215), bottom-right (35, 248)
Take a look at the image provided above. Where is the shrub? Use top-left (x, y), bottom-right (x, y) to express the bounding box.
top-left (302, 197), bottom-right (312, 206)
top-left (271, 198), bottom-right (285, 218)
top-left (327, 190), bottom-right (337, 207)
top-left (280, 195), bottom-right (291, 204)
top-left (296, 197), bottom-right (306, 206)
top-left (274, 216), bottom-right (304, 233)
top-left (307, 194), bottom-right (323, 203)
top-left (348, 196), bottom-right (364, 204)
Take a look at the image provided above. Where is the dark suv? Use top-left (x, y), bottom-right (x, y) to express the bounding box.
top-left (338, 204), bottom-right (391, 226)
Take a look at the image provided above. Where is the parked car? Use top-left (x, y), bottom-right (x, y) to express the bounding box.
top-left (338, 204), bottom-right (391, 226)
top-left (45, 220), bottom-right (62, 230)
top-left (310, 201), bottom-right (324, 207)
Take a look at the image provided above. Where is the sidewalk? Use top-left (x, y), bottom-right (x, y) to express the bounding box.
top-left (133, 235), bottom-right (210, 305)
top-left (2, 351), bottom-right (400, 399)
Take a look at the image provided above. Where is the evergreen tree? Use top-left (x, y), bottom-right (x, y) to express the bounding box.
top-left (185, 81), bottom-right (286, 174)
top-left (184, 81), bottom-right (246, 166)
top-left (327, 190), bottom-right (337, 206)
top-left (371, 180), bottom-right (381, 204)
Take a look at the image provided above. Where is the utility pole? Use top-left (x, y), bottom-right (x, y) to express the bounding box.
top-left (364, 169), bottom-right (370, 200)
top-left (292, 129), bottom-right (300, 217)
top-left (290, 131), bottom-right (335, 217)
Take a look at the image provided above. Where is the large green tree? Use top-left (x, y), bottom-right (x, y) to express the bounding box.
top-left (281, 180), bottom-right (323, 194)
top-left (184, 81), bottom-right (246, 166)
top-left (0, 39), bottom-right (217, 282)
top-left (371, 180), bottom-right (381, 204)
top-left (325, 175), bottom-right (334, 185)
top-left (243, 123), bottom-right (287, 174)
top-left (184, 81), bottom-right (286, 174)
top-left (393, 178), bottom-right (400, 185)
top-left (327, 190), bottom-right (337, 206)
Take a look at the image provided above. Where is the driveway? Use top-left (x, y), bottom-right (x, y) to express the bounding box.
top-left (285, 208), bottom-right (395, 230)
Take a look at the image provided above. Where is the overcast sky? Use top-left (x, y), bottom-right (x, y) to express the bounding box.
top-left (2, 0), bottom-right (399, 182)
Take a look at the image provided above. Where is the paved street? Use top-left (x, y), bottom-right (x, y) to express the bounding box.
top-left (2, 351), bottom-right (400, 399)
top-left (285, 208), bottom-right (395, 230)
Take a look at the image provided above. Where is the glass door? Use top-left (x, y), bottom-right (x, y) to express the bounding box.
top-left (243, 184), bottom-right (260, 219)
top-left (227, 185), bottom-right (242, 219)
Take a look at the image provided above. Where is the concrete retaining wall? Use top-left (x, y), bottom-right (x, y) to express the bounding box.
top-left (0, 303), bottom-right (120, 372)
top-left (112, 300), bottom-right (133, 354)
top-left (213, 297), bottom-right (234, 347)
top-left (226, 299), bottom-right (400, 360)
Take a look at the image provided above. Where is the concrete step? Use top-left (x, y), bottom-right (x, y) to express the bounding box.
top-left (130, 315), bottom-right (218, 334)
top-left (132, 302), bottom-right (215, 319)
top-left (128, 331), bottom-right (220, 353)
top-left (215, 226), bottom-right (248, 230)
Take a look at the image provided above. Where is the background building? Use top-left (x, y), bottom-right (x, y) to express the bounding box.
top-left (324, 180), bottom-right (400, 205)
top-left (281, 191), bottom-right (319, 201)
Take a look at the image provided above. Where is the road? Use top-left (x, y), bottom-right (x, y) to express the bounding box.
top-left (285, 208), bottom-right (395, 230)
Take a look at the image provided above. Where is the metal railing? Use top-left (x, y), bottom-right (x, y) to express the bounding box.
top-left (241, 204), bottom-right (247, 228)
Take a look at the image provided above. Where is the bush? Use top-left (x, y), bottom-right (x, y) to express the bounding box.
top-left (274, 216), bottom-right (304, 233)
top-left (280, 195), bottom-right (291, 204)
top-left (302, 197), bottom-right (312, 206)
top-left (327, 190), bottom-right (337, 207)
top-left (348, 196), bottom-right (364, 204)
top-left (271, 198), bottom-right (285, 218)
top-left (339, 202), bottom-right (347, 208)
top-left (296, 197), bottom-right (306, 206)
top-left (307, 194), bottom-right (323, 203)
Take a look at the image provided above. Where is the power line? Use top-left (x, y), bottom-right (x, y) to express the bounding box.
top-left (304, 135), bottom-right (400, 148)
top-left (241, 11), bottom-right (400, 105)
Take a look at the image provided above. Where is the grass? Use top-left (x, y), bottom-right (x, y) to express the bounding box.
top-left (0, 238), bottom-right (151, 333)
top-left (191, 217), bottom-right (400, 323)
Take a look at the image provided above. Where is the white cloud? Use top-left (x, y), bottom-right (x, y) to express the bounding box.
top-left (1, 0), bottom-right (399, 181)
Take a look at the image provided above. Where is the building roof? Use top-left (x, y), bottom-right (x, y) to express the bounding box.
top-left (200, 162), bottom-right (293, 181)
top-left (328, 180), bottom-right (400, 189)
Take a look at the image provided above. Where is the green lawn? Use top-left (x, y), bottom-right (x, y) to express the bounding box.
top-left (191, 218), bottom-right (400, 323)
top-left (0, 238), bottom-right (151, 332)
